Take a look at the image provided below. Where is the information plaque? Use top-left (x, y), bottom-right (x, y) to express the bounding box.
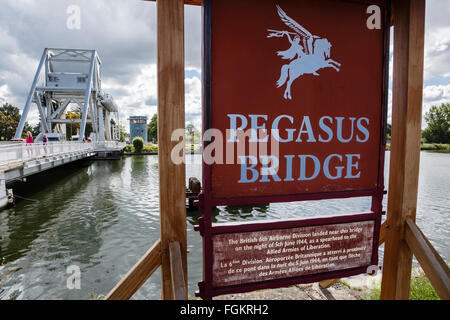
top-left (196, 0), bottom-right (389, 299)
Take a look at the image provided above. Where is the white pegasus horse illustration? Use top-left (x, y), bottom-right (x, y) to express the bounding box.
top-left (268, 5), bottom-right (342, 100)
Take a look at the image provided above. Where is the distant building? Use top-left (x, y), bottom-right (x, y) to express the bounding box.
top-left (128, 116), bottom-right (148, 143)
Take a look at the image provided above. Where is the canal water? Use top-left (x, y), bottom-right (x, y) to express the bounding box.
top-left (0, 152), bottom-right (448, 299)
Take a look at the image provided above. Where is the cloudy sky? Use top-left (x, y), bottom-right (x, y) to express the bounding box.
top-left (0, 0), bottom-right (449, 133)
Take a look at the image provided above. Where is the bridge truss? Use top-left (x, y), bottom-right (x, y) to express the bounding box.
top-left (14, 48), bottom-right (120, 142)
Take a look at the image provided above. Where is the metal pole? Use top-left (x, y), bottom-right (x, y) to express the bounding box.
top-left (79, 51), bottom-right (96, 141)
top-left (14, 49), bottom-right (48, 139)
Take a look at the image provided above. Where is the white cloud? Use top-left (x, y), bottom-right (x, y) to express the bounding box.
top-left (423, 84), bottom-right (450, 107)
top-left (102, 63), bottom-right (157, 131)
top-left (185, 76), bottom-right (202, 130)
top-left (424, 0), bottom-right (450, 80)
top-left (1, 0), bottom-right (449, 134)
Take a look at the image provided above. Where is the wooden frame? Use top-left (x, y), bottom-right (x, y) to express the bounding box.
top-left (157, 0), bottom-right (188, 300)
top-left (380, 0), bottom-right (428, 300)
top-left (106, 240), bottom-right (162, 300)
top-left (195, 0), bottom-right (390, 300)
top-left (107, 0), bottom-right (449, 301)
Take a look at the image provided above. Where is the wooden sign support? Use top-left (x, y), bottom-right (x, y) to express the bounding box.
top-left (380, 0), bottom-right (426, 299)
top-left (157, 0), bottom-right (187, 300)
top-left (105, 0), bottom-right (448, 301)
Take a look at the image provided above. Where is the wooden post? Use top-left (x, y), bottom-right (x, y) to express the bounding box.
top-left (157, 0), bottom-right (187, 300)
top-left (106, 240), bottom-right (162, 300)
top-left (169, 242), bottom-right (188, 300)
top-left (380, 0), bottom-right (425, 300)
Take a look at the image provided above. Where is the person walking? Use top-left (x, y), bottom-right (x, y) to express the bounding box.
top-left (42, 133), bottom-right (48, 155)
top-left (25, 131), bottom-right (33, 158)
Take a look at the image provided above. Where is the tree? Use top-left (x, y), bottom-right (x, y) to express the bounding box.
top-left (21, 121), bottom-right (33, 138)
top-left (119, 124), bottom-right (126, 142)
top-left (65, 111), bottom-right (81, 140)
top-left (422, 103), bottom-right (450, 144)
top-left (147, 113), bottom-right (157, 143)
top-left (32, 122), bottom-right (41, 137)
top-left (0, 103), bottom-right (20, 140)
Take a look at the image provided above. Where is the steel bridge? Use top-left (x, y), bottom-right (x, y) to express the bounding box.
top-left (14, 48), bottom-right (121, 142)
top-left (0, 141), bottom-right (126, 208)
top-left (1, 48), bottom-right (128, 209)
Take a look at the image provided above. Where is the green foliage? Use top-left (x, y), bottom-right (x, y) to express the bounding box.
top-left (363, 269), bottom-right (440, 300)
top-left (119, 124), bottom-right (126, 142)
top-left (409, 271), bottom-right (439, 300)
top-left (143, 145), bottom-right (158, 153)
top-left (147, 113), bottom-right (157, 143)
top-left (362, 281), bottom-right (381, 300)
top-left (125, 143), bottom-right (158, 153)
top-left (21, 121), bottom-right (33, 139)
top-left (422, 103), bottom-right (450, 144)
top-left (420, 143), bottom-right (450, 151)
top-left (0, 103), bottom-right (20, 140)
top-left (386, 123), bottom-right (391, 140)
top-left (385, 142), bottom-right (450, 152)
top-left (65, 108), bottom-right (93, 140)
top-left (31, 122), bottom-right (41, 137)
top-left (132, 136), bottom-right (144, 153)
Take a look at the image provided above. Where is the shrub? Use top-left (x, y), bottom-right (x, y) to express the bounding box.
top-left (132, 136), bottom-right (144, 153)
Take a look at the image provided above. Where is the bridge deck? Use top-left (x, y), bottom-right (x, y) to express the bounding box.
top-left (0, 141), bottom-right (125, 183)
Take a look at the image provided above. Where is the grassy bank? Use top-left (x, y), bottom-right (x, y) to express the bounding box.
top-left (386, 143), bottom-right (450, 152)
top-left (363, 269), bottom-right (440, 300)
top-left (124, 144), bottom-right (158, 154)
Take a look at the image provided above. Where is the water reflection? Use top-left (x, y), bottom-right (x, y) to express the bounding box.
top-left (0, 152), bottom-right (448, 300)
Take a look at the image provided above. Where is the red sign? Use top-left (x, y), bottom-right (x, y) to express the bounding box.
top-left (197, 0), bottom-right (389, 300)
top-left (205, 0), bottom-right (388, 199)
top-left (212, 219), bottom-right (375, 287)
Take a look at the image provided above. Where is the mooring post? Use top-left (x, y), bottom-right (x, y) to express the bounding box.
top-left (157, 0), bottom-right (188, 300)
top-left (380, 0), bottom-right (425, 300)
top-left (0, 172), bottom-right (8, 210)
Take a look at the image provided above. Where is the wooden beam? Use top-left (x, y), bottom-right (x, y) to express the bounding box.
top-left (380, 0), bottom-right (425, 300)
top-left (142, 0), bottom-right (201, 6)
top-left (106, 239), bottom-right (162, 300)
top-left (169, 242), bottom-right (188, 300)
top-left (378, 219), bottom-right (388, 246)
top-left (404, 219), bottom-right (450, 300)
top-left (157, 0), bottom-right (187, 300)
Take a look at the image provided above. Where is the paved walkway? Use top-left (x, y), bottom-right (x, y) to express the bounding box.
top-left (215, 282), bottom-right (363, 300)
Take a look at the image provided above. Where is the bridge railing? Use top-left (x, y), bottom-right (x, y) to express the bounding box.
top-left (94, 141), bottom-right (127, 150)
top-left (0, 142), bottom-right (94, 167)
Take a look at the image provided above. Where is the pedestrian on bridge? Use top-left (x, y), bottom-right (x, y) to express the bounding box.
top-left (26, 131), bottom-right (33, 158)
top-left (42, 133), bottom-right (48, 155)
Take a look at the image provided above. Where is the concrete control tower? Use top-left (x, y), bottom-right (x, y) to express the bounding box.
top-left (128, 116), bottom-right (148, 143)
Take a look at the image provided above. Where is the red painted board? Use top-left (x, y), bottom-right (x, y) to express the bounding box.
top-left (212, 220), bottom-right (374, 287)
top-left (206, 0), bottom-right (388, 199)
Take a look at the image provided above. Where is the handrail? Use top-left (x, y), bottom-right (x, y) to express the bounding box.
top-left (0, 142), bottom-right (94, 167)
top-left (106, 239), bottom-right (162, 300)
top-left (0, 141), bottom-right (125, 168)
top-left (169, 241), bottom-right (187, 300)
top-left (404, 218), bottom-right (450, 300)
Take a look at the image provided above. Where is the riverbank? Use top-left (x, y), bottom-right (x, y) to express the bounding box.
top-left (123, 144), bottom-right (202, 155)
top-left (386, 142), bottom-right (450, 152)
top-left (214, 281), bottom-right (366, 300)
top-left (214, 267), bottom-right (440, 300)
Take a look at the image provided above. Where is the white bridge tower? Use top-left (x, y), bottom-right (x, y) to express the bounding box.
top-left (14, 48), bottom-right (120, 143)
